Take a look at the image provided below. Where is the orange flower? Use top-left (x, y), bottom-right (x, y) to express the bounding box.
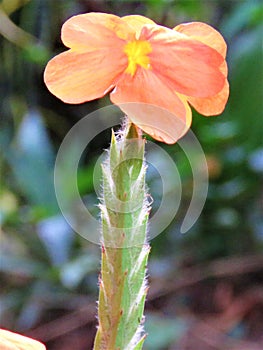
top-left (0, 329), bottom-right (46, 350)
top-left (44, 13), bottom-right (229, 143)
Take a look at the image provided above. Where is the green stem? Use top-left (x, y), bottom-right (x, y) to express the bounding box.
top-left (93, 120), bottom-right (150, 350)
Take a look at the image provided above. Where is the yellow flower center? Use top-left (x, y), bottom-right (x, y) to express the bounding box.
top-left (124, 40), bottom-right (152, 76)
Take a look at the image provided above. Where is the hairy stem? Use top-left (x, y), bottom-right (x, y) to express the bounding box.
top-left (93, 120), bottom-right (150, 350)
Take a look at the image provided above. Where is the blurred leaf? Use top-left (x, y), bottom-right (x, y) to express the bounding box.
top-left (77, 164), bottom-right (96, 195)
top-left (222, 0), bottom-right (263, 39)
top-left (0, 253), bottom-right (45, 278)
top-left (16, 281), bottom-right (48, 330)
top-left (16, 109), bottom-right (53, 161)
top-left (213, 207), bottom-right (240, 228)
top-left (1, 0), bottom-right (31, 15)
top-left (17, 297), bottom-right (42, 329)
top-left (22, 43), bottom-right (50, 65)
top-left (144, 314), bottom-right (188, 350)
top-left (248, 148), bottom-right (263, 173)
top-left (217, 177), bottom-right (247, 200)
top-left (7, 109), bottom-right (57, 212)
top-left (60, 254), bottom-right (99, 289)
top-left (37, 215), bottom-right (74, 266)
top-left (0, 7), bottom-right (35, 47)
top-left (228, 33), bottom-right (263, 148)
top-left (0, 190), bottom-right (18, 224)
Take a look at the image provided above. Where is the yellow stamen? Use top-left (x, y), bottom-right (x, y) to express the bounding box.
top-left (124, 40), bottom-right (152, 76)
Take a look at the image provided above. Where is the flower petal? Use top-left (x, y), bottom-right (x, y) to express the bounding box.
top-left (188, 79), bottom-right (229, 116)
top-left (0, 329), bottom-right (46, 350)
top-left (174, 22), bottom-right (227, 58)
top-left (61, 12), bottom-right (133, 50)
top-left (44, 48), bottom-right (127, 104)
top-left (121, 15), bottom-right (156, 36)
top-left (187, 59), bottom-right (229, 115)
top-left (110, 69), bottom-right (192, 144)
top-left (140, 25), bottom-right (225, 98)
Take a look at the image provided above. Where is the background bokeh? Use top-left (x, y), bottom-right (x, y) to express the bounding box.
top-left (0, 1), bottom-right (262, 349)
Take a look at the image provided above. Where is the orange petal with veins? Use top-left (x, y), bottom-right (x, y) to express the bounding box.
top-left (61, 12), bottom-right (133, 51)
top-left (0, 329), bottom-right (46, 350)
top-left (188, 79), bottom-right (229, 116)
top-left (174, 22), bottom-right (227, 58)
top-left (44, 48), bottom-right (127, 104)
top-left (111, 68), bottom-right (192, 144)
top-left (140, 25), bottom-right (225, 98)
top-left (174, 23), bottom-right (229, 115)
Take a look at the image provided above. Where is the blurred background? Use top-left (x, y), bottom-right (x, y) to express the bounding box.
top-left (0, 0), bottom-right (262, 349)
